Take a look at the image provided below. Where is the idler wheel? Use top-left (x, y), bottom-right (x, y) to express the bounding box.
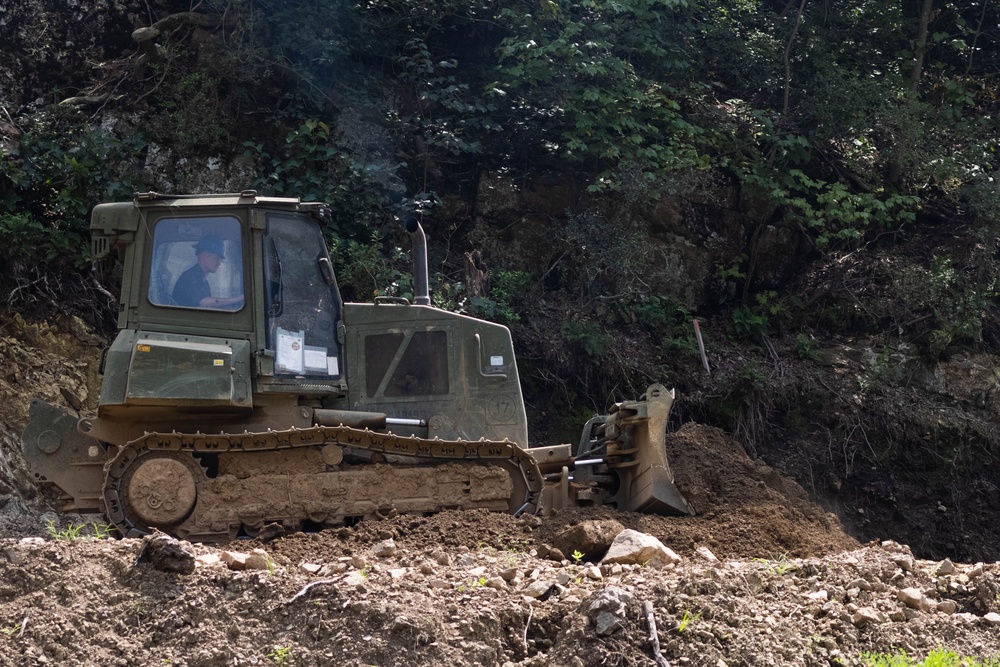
top-left (124, 455), bottom-right (199, 528)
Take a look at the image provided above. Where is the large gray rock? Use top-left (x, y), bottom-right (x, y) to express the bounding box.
top-left (553, 520), bottom-right (626, 561)
top-left (601, 529), bottom-right (681, 568)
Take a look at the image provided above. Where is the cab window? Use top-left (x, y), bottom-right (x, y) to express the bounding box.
top-left (148, 216), bottom-right (244, 311)
top-left (263, 213), bottom-right (342, 378)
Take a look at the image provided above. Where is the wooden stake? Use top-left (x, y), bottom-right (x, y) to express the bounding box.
top-left (693, 319), bottom-right (710, 375)
top-left (643, 600), bottom-right (670, 667)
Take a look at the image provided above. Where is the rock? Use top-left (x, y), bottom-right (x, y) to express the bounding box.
top-left (553, 520), bottom-right (626, 561)
top-left (695, 546), bottom-right (719, 563)
top-left (221, 549), bottom-right (272, 572)
top-left (896, 587), bottom-right (931, 611)
top-left (485, 577), bottom-right (507, 591)
top-left (892, 556), bottom-right (914, 573)
top-left (351, 555), bottom-right (367, 569)
top-left (523, 580), bottom-right (555, 599)
top-left (852, 607), bottom-right (886, 626)
top-left (546, 547), bottom-right (566, 562)
top-left (456, 553), bottom-right (475, 567)
top-left (937, 600), bottom-right (957, 614)
top-left (601, 529), bottom-right (680, 568)
top-left (499, 567), bottom-right (519, 582)
top-left (934, 559), bottom-right (955, 576)
top-left (847, 578), bottom-right (872, 592)
top-left (323, 562), bottom-right (348, 576)
top-left (373, 539), bottom-right (397, 558)
top-left (585, 566), bottom-right (602, 580)
top-left (418, 561), bottom-right (436, 576)
top-left (300, 562), bottom-right (322, 574)
top-left (196, 553), bottom-right (221, 568)
top-left (140, 533), bottom-right (195, 574)
top-left (344, 571), bottom-right (367, 589)
top-left (245, 549), bottom-right (272, 570)
top-left (387, 568), bottom-right (407, 580)
top-left (583, 587), bottom-right (633, 636)
top-left (220, 551), bottom-right (248, 571)
top-left (257, 523), bottom-right (285, 543)
top-left (807, 590), bottom-right (828, 602)
top-left (984, 612), bottom-right (1000, 626)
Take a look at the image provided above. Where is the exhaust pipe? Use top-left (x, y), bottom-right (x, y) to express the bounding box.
top-left (404, 217), bottom-right (431, 306)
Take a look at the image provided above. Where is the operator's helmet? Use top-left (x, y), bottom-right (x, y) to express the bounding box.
top-left (194, 236), bottom-right (226, 260)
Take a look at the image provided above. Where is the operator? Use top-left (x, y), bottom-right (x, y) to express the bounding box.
top-left (172, 236), bottom-right (244, 309)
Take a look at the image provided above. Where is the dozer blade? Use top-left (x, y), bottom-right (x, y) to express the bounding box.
top-left (605, 384), bottom-right (694, 515)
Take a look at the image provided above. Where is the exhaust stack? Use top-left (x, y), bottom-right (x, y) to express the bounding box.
top-left (405, 217), bottom-right (431, 306)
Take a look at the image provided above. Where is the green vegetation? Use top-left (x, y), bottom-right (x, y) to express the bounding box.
top-left (753, 554), bottom-right (795, 576)
top-left (457, 576), bottom-right (488, 592)
top-left (44, 518), bottom-right (116, 541)
top-left (44, 519), bottom-right (85, 541)
top-left (267, 645), bottom-right (293, 666)
top-left (859, 648), bottom-right (1000, 667)
top-left (675, 609), bottom-right (702, 634)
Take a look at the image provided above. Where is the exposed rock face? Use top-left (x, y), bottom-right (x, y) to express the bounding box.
top-left (0, 0), bottom-right (134, 113)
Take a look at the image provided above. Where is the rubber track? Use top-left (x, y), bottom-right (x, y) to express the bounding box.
top-left (103, 425), bottom-right (544, 538)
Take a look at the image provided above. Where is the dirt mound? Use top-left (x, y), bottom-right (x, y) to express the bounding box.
top-left (535, 423), bottom-right (858, 561)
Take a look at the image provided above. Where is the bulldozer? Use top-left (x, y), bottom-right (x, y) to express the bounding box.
top-left (21, 191), bottom-right (693, 542)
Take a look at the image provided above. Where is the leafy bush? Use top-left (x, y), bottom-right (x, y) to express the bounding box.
top-left (561, 318), bottom-right (612, 358)
top-left (0, 107), bottom-right (143, 312)
top-left (468, 269), bottom-right (532, 327)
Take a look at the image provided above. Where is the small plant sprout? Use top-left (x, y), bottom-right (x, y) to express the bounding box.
top-left (90, 522), bottom-right (117, 539)
top-left (267, 645), bottom-right (292, 666)
top-left (458, 576), bottom-right (487, 592)
top-left (44, 518), bottom-right (85, 541)
top-left (753, 553), bottom-right (794, 576)
top-left (676, 609), bottom-right (702, 634)
top-left (571, 549), bottom-right (585, 564)
top-left (0, 623), bottom-right (21, 638)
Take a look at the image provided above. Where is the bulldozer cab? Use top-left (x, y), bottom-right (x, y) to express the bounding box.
top-left (87, 191), bottom-right (528, 447)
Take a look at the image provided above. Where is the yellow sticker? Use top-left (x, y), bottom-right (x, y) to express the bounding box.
top-left (137, 344), bottom-right (151, 353)
top-left (213, 359), bottom-right (224, 366)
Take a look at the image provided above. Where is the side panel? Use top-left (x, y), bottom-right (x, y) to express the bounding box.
top-left (343, 303), bottom-right (529, 445)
